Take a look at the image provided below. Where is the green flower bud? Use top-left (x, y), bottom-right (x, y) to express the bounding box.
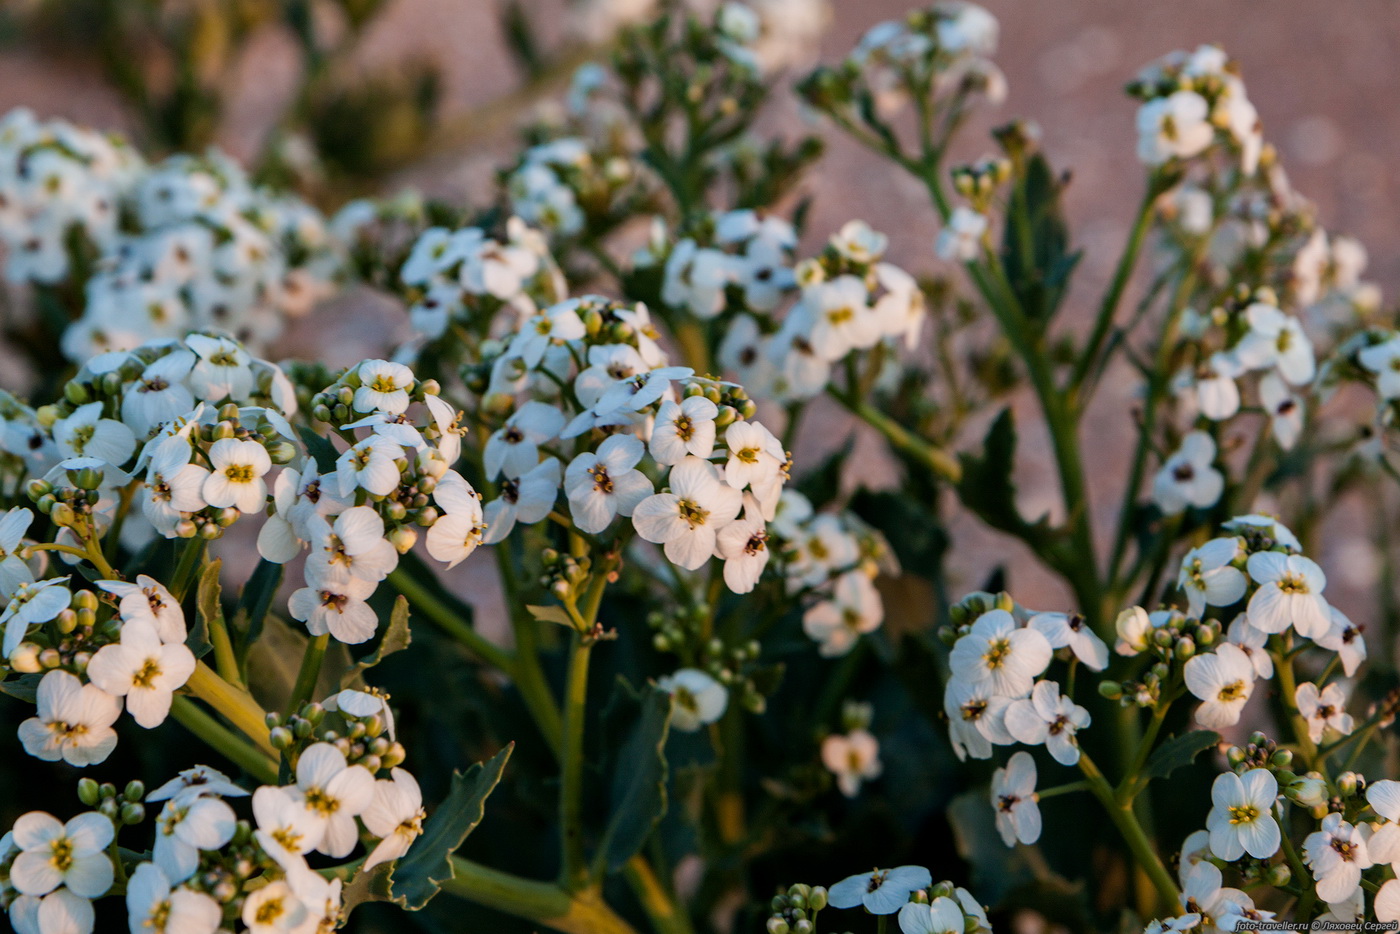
top-left (807, 887), bottom-right (827, 911)
top-left (120, 803), bottom-right (145, 825)
top-left (77, 778), bottom-right (101, 806)
top-left (1097, 680), bottom-right (1123, 700)
top-left (124, 780), bottom-right (145, 802)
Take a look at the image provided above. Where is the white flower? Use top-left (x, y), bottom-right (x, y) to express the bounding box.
top-left (324, 688), bottom-right (397, 740)
top-left (723, 420), bottom-right (784, 491)
top-left (426, 471), bottom-right (485, 569)
top-left (1177, 538), bottom-right (1247, 619)
top-left (335, 435), bottom-right (403, 498)
top-left (484, 402), bottom-right (565, 480)
top-left (716, 509), bottom-right (769, 594)
top-left (362, 768), bottom-right (426, 872)
top-left (565, 435), bottom-right (653, 535)
top-left (141, 443), bottom-right (209, 537)
top-left (152, 795), bottom-right (236, 883)
top-left (657, 668), bottom-right (728, 731)
top-left (483, 457), bottom-right (561, 545)
top-left (1225, 616), bottom-right (1273, 679)
top-left (252, 785), bottom-right (322, 859)
top-left (1195, 354), bottom-right (1242, 420)
top-left (53, 402), bottom-right (135, 466)
top-left (633, 456), bottom-right (742, 570)
top-left (185, 334), bottom-right (253, 402)
top-left (1377, 879), bottom-right (1400, 925)
top-left (353, 360), bottom-right (415, 415)
top-left (202, 438), bottom-right (271, 513)
top-left (1004, 680), bottom-right (1090, 766)
top-left (1303, 813), bottom-right (1372, 904)
top-left (121, 352), bottom-right (197, 438)
top-left (1315, 608), bottom-right (1366, 677)
top-left (943, 677), bottom-right (1015, 761)
top-left (1259, 373), bottom-right (1303, 451)
top-left (18, 670), bottom-right (120, 766)
top-left (8, 889), bottom-right (95, 934)
top-left (1358, 337), bottom-right (1400, 400)
top-left (241, 880), bottom-right (307, 934)
top-left (1234, 303), bottom-right (1315, 386)
top-left (1205, 769), bottom-right (1280, 860)
top-left (510, 302), bottom-right (587, 368)
top-left (289, 567), bottom-right (378, 644)
top-left (305, 506), bottom-right (399, 584)
top-left (9, 812), bottom-right (113, 898)
top-left (125, 862), bottom-right (221, 934)
top-left (1244, 551), bottom-right (1330, 638)
top-left (990, 751), bottom-right (1040, 846)
top-left (1152, 431), bottom-right (1223, 516)
top-left (1295, 682), bottom-right (1353, 744)
top-left (803, 275), bottom-right (880, 362)
top-left (3, 578), bottom-right (73, 658)
top-left (1179, 861), bottom-right (1251, 931)
top-left (948, 609), bottom-right (1052, 697)
top-left (650, 396), bottom-right (718, 467)
top-left (86, 620), bottom-right (195, 728)
top-left (1027, 611), bottom-right (1108, 670)
top-left (1367, 780), bottom-right (1400, 870)
top-left (802, 571), bottom-right (883, 658)
top-left (830, 221), bottom-right (889, 265)
top-left (146, 765), bottom-right (249, 804)
top-left (827, 865), bottom-right (929, 915)
top-left (1183, 643), bottom-right (1255, 728)
top-left (1114, 605), bottom-right (1158, 656)
top-left (935, 207), bottom-right (988, 262)
top-left (96, 575), bottom-right (185, 643)
top-left (0, 507), bottom-right (35, 595)
top-left (1137, 91), bottom-right (1214, 164)
top-left (898, 895), bottom-right (965, 934)
top-left (292, 742), bottom-right (376, 858)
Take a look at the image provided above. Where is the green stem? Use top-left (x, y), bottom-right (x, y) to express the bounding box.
top-left (386, 568), bottom-right (517, 676)
top-left (1118, 693), bottom-right (1176, 803)
top-left (1078, 751), bottom-right (1179, 915)
top-left (1270, 636), bottom-right (1319, 771)
top-left (559, 632), bottom-right (594, 890)
top-left (827, 388), bottom-right (961, 483)
top-left (170, 696), bottom-right (278, 784)
top-left (442, 858), bottom-right (638, 934)
top-left (286, 633), bottom-right (330, 717)
top-left (169, 538), bottom-right (206, 602)
top-left (185, 661), bottom-right (276, 757)
top-left (1276, 806), bottom-right (1315, 920)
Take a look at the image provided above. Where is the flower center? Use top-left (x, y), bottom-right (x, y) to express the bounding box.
top-left (304, 787), bottom-right (340, 815)
top-left (588, 464), bottom-right (613, 494)
top-left (1227, 804), bottom-right (1258, 824)
top-left (49, 837), bottom-right (74, 872)
top-left (983, 638), bottom-right (1011, 670)
top-left (1217, 680), bottom-right (1247, 702)
top-left (997, 794), bottom-right (1020, 813)
top-left (133, 657), bottom-right (162, 689)
top-left (677, 498), bottom-right (709, 528)
top-left (224, 464), bottom-right (254, 483)
top-left (1277, 572), bottom-right (1308, 594)
top-left (674, 415), bottom-right (694, 441)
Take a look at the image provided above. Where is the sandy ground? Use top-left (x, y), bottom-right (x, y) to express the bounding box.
top-left (1, 0), bottom-right (1397, 635)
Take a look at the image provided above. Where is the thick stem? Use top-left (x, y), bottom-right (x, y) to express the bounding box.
top-left (827, 388), bottom-right (962, 483)
top-left (1078, 752), bottom-right (1180, 916)
top-left (624, 855), bottom-right (696, 934)
top-left (559, 632), bottom-right (594, 890)
top-left (442, 858), bottom-right (638, 934)
top-left (184, 661), bottom-right (276, 757)
top-left (286, 633), bottom-right (330, 717)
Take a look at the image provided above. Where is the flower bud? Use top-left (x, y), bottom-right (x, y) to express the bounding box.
top-left (767, 920), bottom-right (790, 934)
top-left (1336, 771), bottom-right (1361, 797)
top-left (124, 780), bottom-right (145, 802)
top-left (807, 887), bottom-right (827, 911)
top-left (1175, 636), bottom-right (1195, 660)
top-left (9, 642), bottom-right (42, 673)
top-left (270, 727), bottom-right (295, 749)
top-left (120, 803), bottom-right (145, 825)
top-left (389, 527), bottom-right (418, 554)
top-left (77, 777), bottom-right (101, 807)
top-left (1097, 680), bottom-right (1123, 700)
top-left (1265, 862), bottom-right (1291, 887)
top-left (1288, 775), bottom-right (1328, 807)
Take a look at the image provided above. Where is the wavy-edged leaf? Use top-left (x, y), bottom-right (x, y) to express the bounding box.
top-left (388, 743), bottom-right (514, 910)
top-left (1145, 730), bottom-right (1220, 781)
top-left (598, 680), bottom-right (672, 873)
top-left (343, 596), bottom-right (412, 688)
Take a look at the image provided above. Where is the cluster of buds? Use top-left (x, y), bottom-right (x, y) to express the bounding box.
top-left (266, 693), bottom-right (407, 775)
top-left (5, 589), bottom-right (110, 678)
top-left (76, 777), bottom-right (147, 828)
top-left (648, 604), bottom-right (773, 715)
top-left (951, 156), bottom-right (1012, 212)
top-left (766, 883), bottom-right (830, 934)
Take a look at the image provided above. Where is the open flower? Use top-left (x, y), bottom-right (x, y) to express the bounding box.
top-left (827, 865), bottom-right (930, 915)
top-left (1234, 302), bottom-right (1315, 385)
top-left (305, 506), bottom-right (399, 584)
top-left (633, 456), bottom-right (742, 570)
top-left (53, 402), bottom-right (136, 467)
top-left (354, 360), bottom-right (415, 415)
top-left (86, 620), bottom-right (195, 728)
top-left (426, 471), bottom-right (486, 569)
top-left (484, 402), bottom-right (565, 480)
top-left (17, 670), bottom-right (120, 767)
top-left (124, 862), bottom-right (221, 934)
top-left (96, 576), bottom-right (185, 643)
top-left (483, 457), bottom-right (560, 545)
top-left (1244, 551), bottom-right (1330, 638)
top-left (202, 438), bottom-right (271, 513)
top-left (991, 751), bottom-right (1040, 846)
top-left (657, 668), bottom-right (728, 732)
top-left (802, 571), bottom-right (883, 657)
top-left (821, 729), bottom-right (883, 798)
top-left (650, 396), bottom-right (718, 467)
top-left (1027, 611), bottom-right (1108, 670)
top-left (1295, 682), bottom-right (1353, 744)
top-left (152, 795), bottom-right (236, 884)
top-left (1177, 538), bottom-right (1246, 619)
top-left (3, 578), bottom-right (73, 658)
top-left (716, 508), bottom-right (770, 594)
top-left (1184, 643), bottom-right (1256, 728)
top-left (1303, 813), bottom-right (1372, 904)
top-left (948, 609), bottom-right (1052, 697)
top-left (289, 567), bottom-right (378, 644)
top-left (898, 896), bottom-right (965, 934)
top-left (9, 811), bottom-right (113, 899)
top-left (362, 768), bottom-right (426, 872)
top-left (1315, 608), bottom-right (1366, 677)
top-left (1004, 680), bottom-right (1090, 766)
top-left (252, 786), bottom-right (322, 859)
top-left (944, 678), bottom-right (1016, 761)
top-left (1152, 431), bottom-right (1223, 516)
top-left (292, 742), bottom-right (376, 858)
top-left (1205, 769), bottom-right (1280, 860)
top-left (565, 435), bottom-right (652, 535)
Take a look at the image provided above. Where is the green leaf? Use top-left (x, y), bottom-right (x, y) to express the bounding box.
top-left (1000, 152), bottom-right (1082, 322)
top-left (234, 559), bottom-right (284, 666)
top-left (343, 596), bottom-right (413, 688)
top-left (957, 409), bottom-right (1061, 555)
top-left (337, 862), bottom-right (393, 917)
top-left (0, 673), bottom-right (42, 704)
top-left (388, 744), bottom-right (514, 910)
top-left (526, 604), bottom-right (574, 628)
top-left (598, 680), bottom-right (672, 873)
top-left (1144, 730), bottom-right (1221, 781)
top-left (187, 558), bottom-right (222, 660)
top-left (297, 425), bottom-right (341, 474)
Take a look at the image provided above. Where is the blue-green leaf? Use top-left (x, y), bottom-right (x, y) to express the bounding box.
top-left (598, 680), bottom-right (672, 873)
top-left (1145, 730), bottom-right (1220, 781)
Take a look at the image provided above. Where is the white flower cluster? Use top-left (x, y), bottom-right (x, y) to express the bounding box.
top-left (0, 688), bottom-right (422, 934)
top-left (844, 3), bottom-right (1005, 115)
top-left (507, 139), bottom-right (629, 240)
top-left (1132, 45), bottom-right (1262, 173)
top-left (63, 150), bottom-right (344, 362)
top-left (0, 109), bottom-right (143, 284)
top-left (650, 209), bottom-right (797, 323)
top-left (770, 490), bottom-right (891, 658)
top-left (1113, 514), bottom-right (1362, 734)
top-left (825, 865), bottom-right (992, 934)
top-left (474, 293), bottom-right (791, 589)
top-left (396, 216), bottom-right (565, 355)
top-left (943, 597), bottom-right (1104, 783)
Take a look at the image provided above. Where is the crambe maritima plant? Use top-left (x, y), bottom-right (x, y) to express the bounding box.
top-left (1, 2), bottom-right (1399, 932)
